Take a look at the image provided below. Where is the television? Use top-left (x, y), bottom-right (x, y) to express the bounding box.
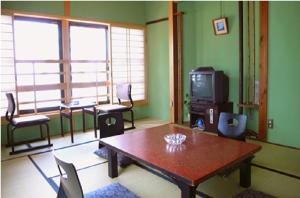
top-left (189, 67), bottom-right (229, 104)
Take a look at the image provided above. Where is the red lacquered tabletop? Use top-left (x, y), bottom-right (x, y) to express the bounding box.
top-left (100, 124), bottom-right (261, 185)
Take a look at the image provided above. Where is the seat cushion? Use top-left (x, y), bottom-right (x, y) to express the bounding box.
top-left (94, 147), bottom-right (134, 168)
top-left (84, 183), bottom-right (139, 198)
top-left (96, 104), bottom-right (129, 112)
top-left (12, 115), bottom-right (50, 126)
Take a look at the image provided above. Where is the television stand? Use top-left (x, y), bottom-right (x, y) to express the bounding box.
top-left (189, 102), bottom-right (233, 132)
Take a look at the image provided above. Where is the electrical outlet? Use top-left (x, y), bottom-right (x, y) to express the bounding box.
top-left (268, 119), bottom-right (274, 129)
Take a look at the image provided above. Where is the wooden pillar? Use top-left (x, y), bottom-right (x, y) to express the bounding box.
top-left (168, 1), bottom-right (178, 123)
top-left (63, 1), bottom-right (71, 103)
top-left (258, 2), bottom-right (268, 140)
top-left (177, 13), bottom-right (183, 124)
top-left (238, 1), bottom-right (244, 114)
top-left (168, 2), bottom-right (183, 124)
top-left (64, 1), bottom-right (70, 16)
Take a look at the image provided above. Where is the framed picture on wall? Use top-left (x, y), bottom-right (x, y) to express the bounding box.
top-left (212, 17), bottom-right (228, 35)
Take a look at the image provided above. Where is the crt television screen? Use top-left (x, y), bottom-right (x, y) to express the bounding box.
top-left (191, 74), bottom-right (213, 98)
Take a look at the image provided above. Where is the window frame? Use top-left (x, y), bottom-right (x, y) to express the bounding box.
top-left (1, 9), bottom-right (148, 120)
top-left (110, 24), bottom-right (148, 106)
top-left (13, 16), bottom-right (64, 114)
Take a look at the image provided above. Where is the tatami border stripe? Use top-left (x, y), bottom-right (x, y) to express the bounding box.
top-left (6, 137), bottom-right (300, 196)
top-left (134, 162), bottom-right (213, 198)
top-left (1, 139), bottom-right (99, 162)
top-left (49, 161), bottom-right (108, 179)
top-left (28, 155), bottom-right (59, 192)
top-left (251, 163), bottom-right (300, 180)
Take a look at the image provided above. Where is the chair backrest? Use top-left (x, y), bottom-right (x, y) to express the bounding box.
top-left (98, 112), bottom-right (124, 139)
top-left (54, 155), bottom-right (84, 198)
top-left (116, 83), bottom-right (133, 107)
top-left (217, 112), bottom-right (247, 141)
top-left (6, 93), bottom-right (16, 122)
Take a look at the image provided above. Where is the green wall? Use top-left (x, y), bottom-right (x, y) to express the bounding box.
top-left (145, 1), bottom-right (170, 122)
top-left (2, 1), bottom-right (300, 148)
top-left (178, 1), bottom-right (300, 148)
top-left (267, 2), bottom-right (300, 148)
top-left (1, 1), bottom-right (149, 144)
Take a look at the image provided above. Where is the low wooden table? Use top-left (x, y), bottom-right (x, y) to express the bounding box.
top-left (99, 124), bottom-right (261, 198)
top-left (59, 102), bottom-right (95, 143)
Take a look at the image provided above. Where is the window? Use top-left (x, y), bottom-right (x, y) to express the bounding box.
top-left (1, 15), bottom-right (16, 116)
top-left (111, 26), bottom-right (146, 102)
top-left (69, 23), bottom-right (109, 104)
top-left (1, 12), bottom-right (147, 117)
top-left (14, 17), bottom-right (63, 113)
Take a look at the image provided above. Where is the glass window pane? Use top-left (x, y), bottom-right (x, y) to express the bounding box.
top-left (35, 74), bottom-right (60, 85)
top-left (97, 86), bottom-right (108, 96)
top-left (17, 75), bottom-right (34, 86)
top-left (16, 63), bottom-right (33, 74)
top-left (70, 25), bottom-right (107, 60)
top-left (35, 63), bottom-right (60, 74)
top-left (14, 19), bottom-right (60, 60)
top-left (37, 101), bottom-right (60, 109)
top-left (72, 87), bottom-right (96, 98)
top-left (18, 92), bottom-right (34, 103)
top-left (19, 103), bottom-right (35, 111)
top-left (36, 90), bottom-right (61, 101)
top-left (72, 74), bottom-right (96, 83)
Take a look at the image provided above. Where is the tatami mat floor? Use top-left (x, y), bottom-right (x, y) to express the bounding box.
top-left (1, 118), bottom-right (300, 198)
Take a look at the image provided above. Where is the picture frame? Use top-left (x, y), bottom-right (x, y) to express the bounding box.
top-left (212, 17), bottom-right (228, 35)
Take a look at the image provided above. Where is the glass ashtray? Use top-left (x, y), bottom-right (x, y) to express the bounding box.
top-left (164, 133), bottom-right (186, 145)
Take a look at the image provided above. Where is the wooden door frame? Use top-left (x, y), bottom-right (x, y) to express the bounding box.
top-left (168, 1), bottom-right (183, 124)
top-left (258, 1), bottom-right (268, 140)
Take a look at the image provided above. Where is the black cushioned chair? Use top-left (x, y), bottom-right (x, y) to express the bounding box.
top-left (95, 112), bottom-right (134, 168)
top-left (217, 112), bottom-right (247, 141)
top-left (5, 93), bottom-right (53, 154)
top-left (54, 154), bottom-right (139, 198)
top-left (83, 84), bottom-right (135, 136)
top-left (217, 112), bottom-right (248, 176)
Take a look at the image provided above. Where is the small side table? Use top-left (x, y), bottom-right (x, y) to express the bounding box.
top-left (59, 102), bottom-right (95, 143)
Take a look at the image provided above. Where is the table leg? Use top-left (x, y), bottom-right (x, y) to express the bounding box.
top-left (60, 109), bottom-right (64, 136)
top-left (177, 181), bottom-right (196, 198)
top-left (107, 148), bottom-right (118, 178)
top-left (240, 156), bottom-right (253, 187)
top-left (93, 107), bottom-right (97, 138)
top-left (82, 108), bottom-right (86, 132)
top-left (70, 110), bottom-right (74, 143)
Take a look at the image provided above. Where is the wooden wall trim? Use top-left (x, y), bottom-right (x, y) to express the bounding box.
top-left (177, 13), bottom-right (183, 124)
top-left (238, 1), bottom-right (244, 114)
top-left (64, 1), bottom-right (70, 17)
top-left (258, 2), bottom-right (268, 141)
top-left (168, 2), bottom-right (178, 123)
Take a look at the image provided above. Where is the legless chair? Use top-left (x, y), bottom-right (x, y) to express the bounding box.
top-left (54, 154), bottom-right (139, 198)
top-left (217, 112), bottom-right (249, 177)
top-left (217, 112), bottom-right (247, 141)
top-left (95, 112), bottom-right (134, 168)
top-left (83, 84), bottom-right (135, 136)
top-left (5, 93), bottom-right (52, 154)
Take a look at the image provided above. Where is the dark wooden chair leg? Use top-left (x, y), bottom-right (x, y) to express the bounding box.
top-left (82, 108), bottom-right (86, 132)
top-left (11, 127), bottom-right (16, 153)
top-left (45, 123), bottom-right (51, 145)
top-left (131, 110), bottom-right (135, 128)
top-left (94, 109), bottom-right (97, 138)
top-left (39, 125), bottom-right (44, 138)
top-left (6, 124), bottom-right (10, 146)
top-left (60, 110), bottom-right (64, 136)
top-left (70, 110), bottom-right (74, 143)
